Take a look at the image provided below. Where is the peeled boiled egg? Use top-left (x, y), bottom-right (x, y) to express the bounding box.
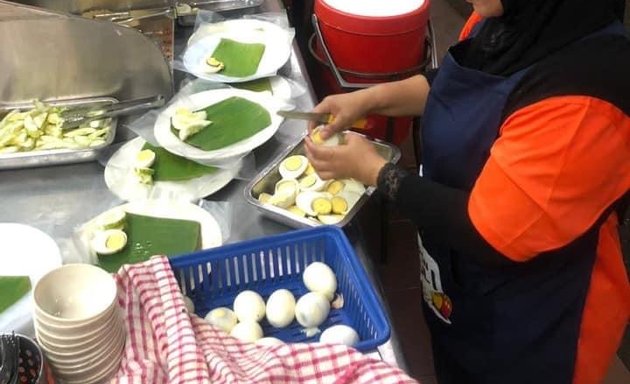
top-left (91, 229), bottom-right (128, 255)
top-left (311, 126), bottom-right (341, 147)
top-left (230, 321), bottom-right (263, 342)
top-left (265, 289), bottom-right (296, 328)
top-left (279, 155), bottom-right (308, 179)
top-left (341, 179), bottom-right (366, 195)
top-left (135, 149), bottom-right (156, 169)
top-left (333, 191), bottom-right (362, 215)
top-left (317, 214), bottom-right (344, 225)
top-left (258, 192), bottom-right (272, 204)
top-left (287, 205), bottom-right (306, 218)
top-left (233, 290), bottom-right (266, 322)
top-left (303, 262), bottom-right (337, 301)
top-left (295, 292), bottom-right (330, 328)
top-left (326, 180), bottom-right (345, 195)
top-left (96, 208), bottom-right (126, 230)
top-left (319, 325), bottom-right (360, 347)
top-left (205, 56), bottom-right (225, 73)
top-left (295, 191), bottom-right (333, 217)
top-left (256, 337), bottom-right (284, 346)
top-left (205, 307), bottom-right (238, 333)
top-left (266, 179), bottom-right (299, 209)
top-left (299, 173), bottom-right (329, 192)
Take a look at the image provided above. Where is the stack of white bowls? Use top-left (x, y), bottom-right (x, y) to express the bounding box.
top-left (32, 264), bottom-right (125, 384)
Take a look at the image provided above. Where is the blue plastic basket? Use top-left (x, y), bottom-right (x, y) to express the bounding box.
top-left (170, 226), bottom-right (391, 352)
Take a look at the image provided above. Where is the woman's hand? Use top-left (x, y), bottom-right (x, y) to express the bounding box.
top-left (304, 132), bottom-right (388, 186)
top-left (309, 91), bottom-right (372, 140)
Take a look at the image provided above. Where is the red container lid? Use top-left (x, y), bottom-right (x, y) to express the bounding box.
top-left (315, 0), bottom-right (430, 36)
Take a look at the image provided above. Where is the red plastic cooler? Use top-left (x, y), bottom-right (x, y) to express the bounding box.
top-left (309, 0), bottom-right (431, 144)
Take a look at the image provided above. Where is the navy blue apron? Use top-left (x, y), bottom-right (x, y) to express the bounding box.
top-left (418, 22), bottom-right (626, 384)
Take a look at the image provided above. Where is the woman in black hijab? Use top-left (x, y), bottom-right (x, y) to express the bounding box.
top-left (305, 1), bottom-right (630, 383)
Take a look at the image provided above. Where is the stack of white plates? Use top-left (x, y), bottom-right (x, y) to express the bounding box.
top-left (33, 264), bottom-right (125, 384)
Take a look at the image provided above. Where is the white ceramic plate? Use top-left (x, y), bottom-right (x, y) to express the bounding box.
top-left (104, 137), bottom-right (239, 202)
top-left (0, 223), bottom-right (62, 334)
top-left (183, 19), bottom-right (292, 83)
top-left (154, 88), bottom-right (287, 166)
top-left (80, 201), bottom-right (223, 259)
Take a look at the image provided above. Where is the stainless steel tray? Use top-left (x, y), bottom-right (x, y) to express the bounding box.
top-left (245, 133), bottom-right (401, 229)
top-left (177, 0), bottom-right (264, 27)
top-left (0, 97), bottom-right (118, 170)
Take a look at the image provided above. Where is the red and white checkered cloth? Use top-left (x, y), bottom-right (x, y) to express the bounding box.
top-left (110, 256), bottom-right (419, 384)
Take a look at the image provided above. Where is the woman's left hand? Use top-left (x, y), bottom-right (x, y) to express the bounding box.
top-left (304, 132), bottom-right (387, 186)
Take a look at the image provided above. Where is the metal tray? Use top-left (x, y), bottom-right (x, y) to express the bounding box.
top-left (0, 97), bottom-right (118, 170)
top-left (244, 133), bottom-right (401, 229)
top-left (177, 0), bottom-right (264, 27)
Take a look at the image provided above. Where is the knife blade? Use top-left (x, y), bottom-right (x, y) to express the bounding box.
top-left (277, 110), bottom-right (369, 130)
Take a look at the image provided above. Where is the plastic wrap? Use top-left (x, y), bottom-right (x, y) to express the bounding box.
top-left (173, 12), bottom-right (295, 83)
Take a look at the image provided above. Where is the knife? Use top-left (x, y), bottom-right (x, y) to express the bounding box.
top-left (277, 110), bottom-right (370, 130)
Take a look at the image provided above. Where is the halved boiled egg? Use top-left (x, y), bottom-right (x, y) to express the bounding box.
top-left (266, 179), bottom-right (299, 208)
top-left (317, 214), bottom-right (344, 225)
top-left (332, 191), bottom-right (362, 215)
top-left (91, 229), bottom-right (128, 255)
top-left (295, 191), bottom-right (333, 217)
top-left (135, 149), bottom-right (156, 169)
top-left (298, 173), bottom-right (330, 192)
top-left (172, 107), bottom-right (212, 141)
top-left (258, 192), bottom-right (272, 204)
top-left (287, 205), bottom-right (306, 217)
top-left (326, 180), bottom-right (345, 195)
top-left (341, 179), bottom-right (366, 195)
top-left (96, 208), bottom-right (126, 231)
top-left (205, 56), bottom-right (225, 73)
top-left (311, 125), bottom-right (341, 147)
top-left (279, 155), bottom-right (308, 179)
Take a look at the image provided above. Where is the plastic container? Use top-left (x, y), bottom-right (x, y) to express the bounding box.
top-left (309, 0), bottom-right (430, 145)
top-left (170, 226), bottom-right (391, 352)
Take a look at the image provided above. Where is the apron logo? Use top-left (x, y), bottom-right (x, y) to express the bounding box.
top-left (419, 236), bottom-right (452, 324)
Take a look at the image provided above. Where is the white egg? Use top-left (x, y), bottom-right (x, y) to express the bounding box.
top-left (317, 214), bottom-right (344, 225)
top-left (341, 179), bottom-right (366, 195)
top-left (311, 126), bottom-right (341, 147)
top-left (182, 296), bottom-right (195, 314)
top-left (135, 149), bottom-right (156, 169)
top-left (91, 229), bottom-right (128, 255)
top-left (265, 289), bottom-right (296, 328)
top-left (298, 172), bottom-right (330, 192)
top-left (295, 292), bottom-right (330, 328)
top-left (303, 262), bottom-right (337, 301)
top-left (205, 307), bottom-right (238, 333)
top-left (256, 337), bottom-right (284, 347)
top-left (233, 290), bottom-right (266, 322)
top-left (295, 191), bottom-right (333, 217)
top-left (278, 155), bottom-right (308, 179)
top-left (319, 325), bottom-right (360, 347)
top-left (230, 321), bottom-right (263, 343)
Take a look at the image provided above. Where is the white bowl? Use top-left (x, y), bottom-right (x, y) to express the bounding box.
top-left (34, 298), bottom-right (118, 337)
top-left (33, 264), bottom-right (117, 325)
top-left (43, 323), bottom-right (124, 368)
top-left (35, 309), bottom-right (121, 351)
top-left (52, 333), bottom-right (125, 383)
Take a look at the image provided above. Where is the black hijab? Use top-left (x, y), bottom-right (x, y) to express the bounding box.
top-left (460, 0), bottom-right (626, 75)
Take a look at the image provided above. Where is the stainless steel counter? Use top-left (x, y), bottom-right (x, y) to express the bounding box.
top-left (0, 0), bottom-right (409, 373)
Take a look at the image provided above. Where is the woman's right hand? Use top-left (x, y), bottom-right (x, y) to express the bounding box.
top-left (309, 90), bottom-right (372, 140)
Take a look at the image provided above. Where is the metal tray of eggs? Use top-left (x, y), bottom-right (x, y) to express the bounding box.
top-left (244, 131), bottom-right (401, 229)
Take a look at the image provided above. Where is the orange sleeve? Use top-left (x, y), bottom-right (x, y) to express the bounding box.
top-left (468, 96), bottom-right (630, 261)
top-left (459, 12), bottom-right (484, 41)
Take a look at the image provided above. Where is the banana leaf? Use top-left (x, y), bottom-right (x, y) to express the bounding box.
top-left (142, 142), bottom-right (216, 182)
top-left (98, 212), bottom-right (201, 273)
top-left (232, 78), bottom-right (273, 94)
top-left (211, 38), bottom-right (266, 78)
top-left (179, 96), bottom-right (271, 151)
top-left (0, 276), bottom-right (31, 313)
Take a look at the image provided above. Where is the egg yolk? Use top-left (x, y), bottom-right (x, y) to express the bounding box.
top-left (299, 174), bottom-right (317, 188)
top-left (105, 232), bottom-right (127, 251)
top-left (283, 156), bottom-right (304, 171)
top-left (136, 149), bottom-right (155, 163)
top-left (312, 198), bottom-right (332, 215)
top-left (326, 180), bottom-right (344, 195)
top-left (305, 163), bottom-right (316, 175)
top-left (311, 130), bottom-right (325, 145)
top-left (288, 206), bottom-right (306, 217)
top-left (331, 196), bottom-right (348, 214)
